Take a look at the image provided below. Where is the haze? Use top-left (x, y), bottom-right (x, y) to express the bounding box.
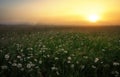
top-left (0, 0), bottom-right (120, 25)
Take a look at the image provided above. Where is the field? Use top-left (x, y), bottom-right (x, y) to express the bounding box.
top-left (0, 26), bottom-right (120, 77)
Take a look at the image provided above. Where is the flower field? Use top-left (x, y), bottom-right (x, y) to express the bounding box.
top-left (0, 31), bottom-right (120, 77)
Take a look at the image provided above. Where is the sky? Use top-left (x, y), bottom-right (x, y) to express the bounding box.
top-left (0, 0), bottom-right (120, 25)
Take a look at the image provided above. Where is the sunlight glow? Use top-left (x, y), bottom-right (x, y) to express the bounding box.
top-left (88, 14), bottom-right (99, 22)
top-left (0, 0), bottom-right (120, 25)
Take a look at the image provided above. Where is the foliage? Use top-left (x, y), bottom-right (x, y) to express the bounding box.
top-left (0, 31), bottom-right (120, 77)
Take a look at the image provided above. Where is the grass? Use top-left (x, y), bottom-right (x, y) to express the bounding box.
top-left (0, 28), bottom-right (120, 77)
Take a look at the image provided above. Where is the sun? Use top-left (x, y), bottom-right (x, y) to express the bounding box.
top-left (88, 14), bottom-right (99, 22)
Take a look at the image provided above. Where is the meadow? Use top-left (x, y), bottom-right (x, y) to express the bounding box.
top-left (0, 26), bottom-right (120, 77)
